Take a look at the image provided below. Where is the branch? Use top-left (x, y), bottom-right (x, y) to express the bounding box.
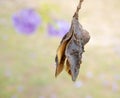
top-left (73, 0), bottom-right (84, 19)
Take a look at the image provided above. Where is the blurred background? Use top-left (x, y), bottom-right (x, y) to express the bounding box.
top-left (0, 0), bottom-right (120, 98)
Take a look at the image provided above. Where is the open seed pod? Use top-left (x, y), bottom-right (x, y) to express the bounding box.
top-left (55, 0), bottom-right (90, 81)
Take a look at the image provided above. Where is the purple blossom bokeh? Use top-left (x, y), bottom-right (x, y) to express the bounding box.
top-left (47, 20), bottom-right (70, 37)
top-left (12, 8), bottom-right (41, 35)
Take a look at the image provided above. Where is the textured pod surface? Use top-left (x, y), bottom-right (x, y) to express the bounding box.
top-left (55, 17), bottom-right (90, 81)
top-left (65, 18), bottom-right (84, 81)
top-left (55, 0), bottom-right (90, 81)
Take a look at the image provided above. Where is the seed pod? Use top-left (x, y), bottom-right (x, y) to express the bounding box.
top-left (55, 0), bottom-right (90, 81)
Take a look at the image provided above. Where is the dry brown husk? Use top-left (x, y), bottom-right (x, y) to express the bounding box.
top-left (55, 0), bottom-right (90, 81)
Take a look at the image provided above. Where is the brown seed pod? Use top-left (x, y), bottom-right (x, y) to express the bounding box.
top-left (55, 0), bottom-right (90, 81)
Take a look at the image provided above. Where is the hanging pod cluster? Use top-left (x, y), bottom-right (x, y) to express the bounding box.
top-left (55, 0), bottom-right (90, 81)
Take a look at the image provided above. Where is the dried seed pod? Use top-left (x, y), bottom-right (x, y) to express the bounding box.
top-left (65, 17), bottom-right (84, 81)
top-left (55, 0), bottom-right (90, 81)
top-left (55, 29), bottom-right (73, 77)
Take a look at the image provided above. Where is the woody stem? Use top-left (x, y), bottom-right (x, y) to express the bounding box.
top-left (73, 0), bottom-right (84, 18)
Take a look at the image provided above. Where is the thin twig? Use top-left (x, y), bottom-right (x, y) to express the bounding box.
top-left (73, 0), bottom-right (84, 19)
